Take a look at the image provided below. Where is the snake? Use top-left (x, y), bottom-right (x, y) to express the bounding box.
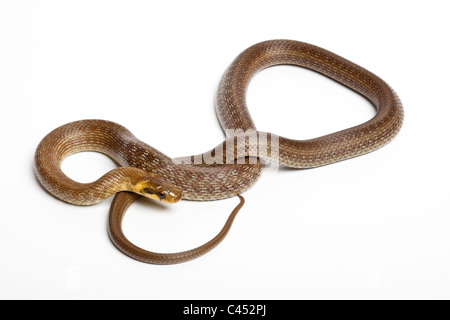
top-left (35, 40), bottom-right (404, 264)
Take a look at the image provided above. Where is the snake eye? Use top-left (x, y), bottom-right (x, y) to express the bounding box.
top-left (158, 192), bottom-right (166, 200)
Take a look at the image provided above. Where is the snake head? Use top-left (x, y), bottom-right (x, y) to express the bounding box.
top-left (132, 176), bottom-right (182, 204)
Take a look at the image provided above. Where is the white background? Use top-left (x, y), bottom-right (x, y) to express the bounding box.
top-left (1, 0), bottom-right (449, 300)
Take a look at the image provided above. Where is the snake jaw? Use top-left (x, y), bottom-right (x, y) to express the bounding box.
top-left (131, 178), bottom-right (182, 204)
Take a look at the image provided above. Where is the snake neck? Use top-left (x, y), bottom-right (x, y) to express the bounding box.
top-left (34, 120), bottom-right (153, 205)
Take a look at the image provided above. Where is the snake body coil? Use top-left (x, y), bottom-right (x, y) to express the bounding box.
top-left (35, 40), bottom-right (404, 264)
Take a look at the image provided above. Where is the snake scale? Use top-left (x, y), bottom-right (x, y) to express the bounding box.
top-left (35, 40), bottom-right (404, 264)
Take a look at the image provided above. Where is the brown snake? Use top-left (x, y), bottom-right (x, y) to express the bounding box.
top-left (35, 40), bottom-right (404, 264)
